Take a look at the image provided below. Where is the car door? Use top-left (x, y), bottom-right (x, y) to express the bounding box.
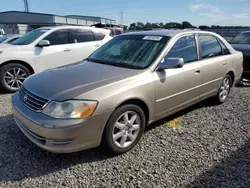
top-left (197, 35), bottom-right (230, 99)
top-left (154, 34), bottom-right (203, 117)
top-left (34, 29), bottom-right (74, 71)
top-left (70, 29), bottom-right (102, 62)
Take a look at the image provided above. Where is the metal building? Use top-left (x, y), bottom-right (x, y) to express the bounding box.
top-left (0, 11), bottom-right (116, 34)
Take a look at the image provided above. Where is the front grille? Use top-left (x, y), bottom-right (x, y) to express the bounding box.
top-left (19, 87), bottom-right (49, 111)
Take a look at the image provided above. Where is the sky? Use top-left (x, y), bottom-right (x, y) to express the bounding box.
top-left (0, 0), bottom-right (250, 26)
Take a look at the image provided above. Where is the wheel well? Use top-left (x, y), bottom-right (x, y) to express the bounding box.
top-left (0, 60), bottom-right (35, 74)
top-left (117, 99), bottom-right (150, 124)
top-left (227, 71), bottom-right (235, 84)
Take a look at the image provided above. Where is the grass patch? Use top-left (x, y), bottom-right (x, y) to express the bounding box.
top-left (164, 117), bottom-right (183, 129)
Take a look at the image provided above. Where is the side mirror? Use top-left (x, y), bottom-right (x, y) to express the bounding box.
top-left (37, 40), bottom-right (50, 47)
top-left (157, 58), bottom-right (184, 71)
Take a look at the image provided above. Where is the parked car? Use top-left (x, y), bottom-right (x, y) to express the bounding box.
top-left (230, 31), bottom-right (250, 86)
top-left (106, 27), bottom-right (123, 37)
top-left (12, 30), bottom-right (243, 154)
top-left (0, 28), bottom-right (5, 36)
top-left (0, 26), bottom-right (112, 92)
top-left (91, 22), bottom-right (123, 37)
top-left (0, 35), bottom-right (21, 44)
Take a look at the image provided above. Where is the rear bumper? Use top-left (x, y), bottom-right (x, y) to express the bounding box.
top-left (12, 93), bottom-right (112, 153)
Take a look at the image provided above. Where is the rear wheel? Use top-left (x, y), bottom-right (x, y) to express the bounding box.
top-left (0, 63), bottom-right (30, 92)
top-left (215, 75), bottom-right (232, 104)
top-left (102, 104), bottom-right (146, 155)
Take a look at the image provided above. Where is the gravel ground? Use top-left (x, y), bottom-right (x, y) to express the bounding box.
top-left (0, 87), bottom-right (250, 188)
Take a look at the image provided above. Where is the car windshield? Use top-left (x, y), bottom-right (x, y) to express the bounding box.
top-left (88, 35), bottom-right (169, 69)
top-left (12, 29), bottom-right (49, 45)
top-left (231, 32), bottom-right (250, 44)
top-left (0, 36), bottom-right (8, 43)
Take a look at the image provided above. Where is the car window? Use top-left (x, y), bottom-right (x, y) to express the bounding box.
top-left (88, 35), bottom-right (170, 69)
top-left (230, 32), bottom-right (250, 44)
top-left (7, 37), bottom-right (19, 43)
top-left (94, 32), bottom-right (105, 41)
top-left (115, 29), bottom-right (122, 35)
top-left (218, 40), bottom-right (230, 55)
top-left (0, 36), bottom-right (7, 43)
top-left (199, 35), bottom-right (223, 59)
top-left (165, 35), bottom-right (198, 63)
top-left (12, 29), bottom-right (49, 45)
top-left (110, 29), bottom-right (115, 36)
top-left (44, 29), bottom-right (69, 46)
top-left (70, 29), bottom-right (95, 43)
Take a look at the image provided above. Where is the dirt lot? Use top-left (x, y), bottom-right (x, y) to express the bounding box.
top-left (0, 87), bottom-right (249, 188)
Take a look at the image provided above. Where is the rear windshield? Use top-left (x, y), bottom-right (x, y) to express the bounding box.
top-left (88, 35), bottom-right (169, 69)
top-left (12, 29), bottom-right (49, 45)
top-left (231, 32), bottom-right (250, 44)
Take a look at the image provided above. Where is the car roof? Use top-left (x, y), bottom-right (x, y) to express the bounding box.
top-left (241, 31), bottom-right (250, 34)
top-left (123, 29), bottom-right (217, 37)
top-left (37, 25), bottom-right (110, 35)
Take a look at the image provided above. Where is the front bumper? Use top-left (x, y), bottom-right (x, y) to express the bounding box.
top-left (12, 93), bottom-right (112, 153)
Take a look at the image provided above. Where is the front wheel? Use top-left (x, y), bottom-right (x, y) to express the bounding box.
top-left (215, 75), bottom-right (232, 104)
top-left (102, 104), bottom-right (146, 155)
top-left (0, 63), bottom-right (30, 92)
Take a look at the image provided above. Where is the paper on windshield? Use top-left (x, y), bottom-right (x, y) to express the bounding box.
top-left (143, 36), bottom-right (163, 41)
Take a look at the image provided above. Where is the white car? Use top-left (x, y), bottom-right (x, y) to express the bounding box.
top-left (0, 35), bottom-right (21, 44)
top-left (0, 26), bottom-right (112, 92)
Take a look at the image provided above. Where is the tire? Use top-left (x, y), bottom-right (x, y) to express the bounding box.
top-left (215, 74), bottom-right (232, 104)
top-left (0, 63), bottom-right (30, 93)
top-left (102, 104), bottom-right (146, 155)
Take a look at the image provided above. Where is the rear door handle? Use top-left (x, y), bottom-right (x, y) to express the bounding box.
top-left (64, 48), bottom-right (72, 52)
top-left (195, 70), bottom-right (201, 74)
top-left (94, 44), bottom-right (101, 48)
top-left (223, 63), bottom-right (228, 66)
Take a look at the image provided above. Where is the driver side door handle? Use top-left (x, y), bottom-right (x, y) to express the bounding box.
top-left (195, 70), bottom-right (201, 74)
top-left (64, 48), bottom-right (72, 52)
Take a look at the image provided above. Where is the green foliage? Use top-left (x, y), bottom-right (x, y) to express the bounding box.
top-left (128, 21), bottom-right (250, 30)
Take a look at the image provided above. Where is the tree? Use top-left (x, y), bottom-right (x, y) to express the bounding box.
top-left (136, 22), bottom-right (144, 29)
top-left (159, 22), bottom-right (164, 28)
top-left (123, 25), bottom-right (128, 30)
top-left (164, 22), bottom-right (182, 29)
top-left (144, 22), bottom-right (152, 28)
top-left (199, 25), bottom-right (210, 29)
top-left (182, 21), bottom-right (193, 29)
top-left (151, 22), bottom-right (160, 28)
top-left (129, 23), bottom-right (136, 30)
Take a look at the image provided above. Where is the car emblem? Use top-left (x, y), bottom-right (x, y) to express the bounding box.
top-left (23, 95), bottom-right (28, 101)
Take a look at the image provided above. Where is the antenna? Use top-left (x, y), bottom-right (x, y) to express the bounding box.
top-left (23, 0), bottom-right (30, 12)
top-left (120, 12), bottom-right (124, 25)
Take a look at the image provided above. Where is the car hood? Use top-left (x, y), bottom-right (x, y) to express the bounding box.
top-left (231, 44), bottom-right (250, 56)
top-left (23, 61), bottom-right (143, 101)
top-left (0, 43), bottom-right (28, 51)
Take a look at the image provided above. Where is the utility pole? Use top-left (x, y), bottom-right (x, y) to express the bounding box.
top-left (23, 0), bottom-right (30, 12)
top-left (120, 12), bottom-right (124, 26)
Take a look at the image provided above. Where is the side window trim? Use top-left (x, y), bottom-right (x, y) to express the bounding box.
top-left (198, 34), bottom-right (224, 60)
top-left (70, 29), bottom-right (95, 44)
top-left (164, 34), bottom-right (198, 64)
top-left (43, 29), bottom-right (70, 46)
top-left (218, 39), bottom-right (231, 55)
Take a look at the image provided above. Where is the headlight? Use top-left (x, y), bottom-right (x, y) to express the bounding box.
top-left (43, 100), bottom-right (97, 118)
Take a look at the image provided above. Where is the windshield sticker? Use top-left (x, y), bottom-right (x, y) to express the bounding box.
top-left (143, 36), bottom-right (163, 41)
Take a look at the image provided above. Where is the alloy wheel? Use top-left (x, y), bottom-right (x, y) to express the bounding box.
top-left (112, 111), bottom-right (141, 148)
top-left (3, 67), bottom-right (28, 90)
top-left (219, 77), bottom-right (230, 101)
